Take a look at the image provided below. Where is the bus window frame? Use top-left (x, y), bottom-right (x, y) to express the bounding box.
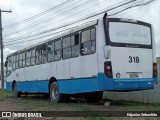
top-left (80, 26), bottom-right (96, 56)
top-left (15, 53), bottom-right (19, 69)
top-left (6, 55), bottom-right (12, 77)
top-left (54, 39), bottom-right (62, 61)
top-left (47, 41), bottom-right (55, 63)
top-left (35, 44), bottom-right (47, 65)
top-left (62, 35), bottom-right (71, 60)
top-left (25, 49), bottom-right (31, 67)
top-left (104, 18), bottom-right (152, 49)
top-left (12, 53), bottom-right (17, 70)
top-left (19, 52), bottom-right (24, 68)
top-left (30, 48), bottom-right (36, 66)
top-left (70, 32), bottom-right (80, 58)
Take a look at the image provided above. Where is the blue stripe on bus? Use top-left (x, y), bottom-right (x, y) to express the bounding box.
top-left (98, 73), bottom-right (156, 91)
top-left (6, 81), bottom-right (49, 93)
top-left (6, 73), bottom-right (157, 93)
top-left (6, 82), bottom-right (12, 91)
top-left (6, 77), bottom-right (100, 94)
top-left (58, 77), bottom-right (99, 94)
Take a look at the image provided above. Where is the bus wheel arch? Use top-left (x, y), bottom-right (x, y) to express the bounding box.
top-left (48, 77), bottom-right (57, 91)
top-left (12, 80), bottom-right (21, 98)
top-left (12, 80), bottom-right (16, 90)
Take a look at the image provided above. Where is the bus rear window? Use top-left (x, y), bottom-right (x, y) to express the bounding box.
top-left (109, 22), bottom-right (151, 45)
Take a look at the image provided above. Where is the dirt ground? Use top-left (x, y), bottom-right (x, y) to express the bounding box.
top-left (0, 91), bottom-right (160, 120)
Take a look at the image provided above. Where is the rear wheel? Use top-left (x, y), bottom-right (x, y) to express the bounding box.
top-left (13, 83), bottom-right (21, 98)
top-left (50, 82), bottom-right (64, 103)
top-left (84, 91), bottom-right (103, 103)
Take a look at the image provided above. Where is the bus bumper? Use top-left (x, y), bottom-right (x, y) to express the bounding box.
top-left (98, 73), bottom-right (157, 91)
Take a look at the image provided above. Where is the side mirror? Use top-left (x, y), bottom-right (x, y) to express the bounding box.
top-left (5, 61), bottom-right (8, 67)
top-left (104, 45), bottom-right (111, 59)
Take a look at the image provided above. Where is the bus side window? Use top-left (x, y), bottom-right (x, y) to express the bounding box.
top-left (19, 53), bottom-right (23, 68)
top-left (54, 39), bottom-right (61, 61)
top-left (36, 48), bottom-right (40, 65)
top-left (15, 53), bottom-right (19, 69)
top-left (47, 41), bottom-right (54, 62)
top-left (62, 36), bottom-right (71, 59)
top-left (71, 33), bottom-right (79, 58)
top-left (41, 45), bottom-right (47, 64)
top-left (6, 56), bottom-right (12, 76)
top-left (10, 56), bottom-right (13, 72)
top-left (81, 27), bottom-right (96, 55)
top-left (36, 44), bottom-right (46, 64)
top-left (26, 50), bottom-right (31, 66)
top-left (19, 52), bottom-right (25, 68)
top-left (31, 49), bottom-right (35, 65)
top-left (91, 28), bottom-right (96, 53)
top-left (22, 52), bottom-right (25, 67)
top-left (12, 55), bottom-right (16, 70)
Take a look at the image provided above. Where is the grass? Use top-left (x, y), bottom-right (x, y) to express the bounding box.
top-left (1, 90), bottom-right (160, 120)
top-left (0, 90), bottom-right (14, 101)
top-left (110, 100), bottom-right (145, 106)
top-left (1, 91), bottom-right (160, 120)
top-left (102, 99), bottom-right (160, 111)
top-left (15, 94), bottom-right (91, 111)
top-left (86, 117), bottom-right (107, 120)
top-left (1, 90), bottom-right (160, 111)
top-left (150, 102), bottom-right (160, 106)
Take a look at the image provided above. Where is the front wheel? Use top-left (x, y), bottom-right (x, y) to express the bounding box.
top-left (13, 83), bottom-right (21, 98)
top-left (50, 82), bottom-right (64, 103)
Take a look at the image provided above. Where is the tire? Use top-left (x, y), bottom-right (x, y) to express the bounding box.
top-left (84, 91), bottom-right (103, 103)
top-left (13, 83), bottom-right (21, 98)
top-left (50, 82), bottom-right (63, 103)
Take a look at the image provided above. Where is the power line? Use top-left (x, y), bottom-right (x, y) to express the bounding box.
top-left (109, 0), bottom-right (156, 16)
top-left (4, 21), bottom-right (94, 46)
top-left (4, 0), bottom-right (141, 46)
top-left (4, 0), bottom-right (106, 40)
top-left (3, 0), bottom-right (94, 31)
top-left (3, 0), bottom-right (104, 37)
top-left (4, 0), bottom-right (134, 43)
top-left (3, 0), bottom-right (73, 29)
top-left (114, 0), bottom-right (157, 17)
top-left (5, 0), bottom-right (155, 46)
top-left (4, 0), bottom-right (136, 39)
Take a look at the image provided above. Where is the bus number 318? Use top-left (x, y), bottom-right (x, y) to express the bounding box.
top-left (129, 56), bottom-right (139, 63)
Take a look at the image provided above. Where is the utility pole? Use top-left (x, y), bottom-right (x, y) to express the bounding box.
top-left (0, 9), bottom-right (12, 91)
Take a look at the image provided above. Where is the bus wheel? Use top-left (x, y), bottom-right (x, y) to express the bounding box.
top-left (13, 83), bottom-right (21, 98)
top-left (84, 91), bottom-right (103, 103)
top-left (50, 82), bottom-right (63, 103)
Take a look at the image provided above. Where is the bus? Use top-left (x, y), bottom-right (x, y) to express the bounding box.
top-left (5, 13), bottom-right (157, 103)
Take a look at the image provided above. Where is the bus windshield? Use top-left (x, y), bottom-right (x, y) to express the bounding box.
top-left (108, 22), bottom-right (151, 46)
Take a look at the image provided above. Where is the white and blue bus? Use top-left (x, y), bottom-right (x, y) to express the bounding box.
top-left (5, 14), bottom-right (157, 103)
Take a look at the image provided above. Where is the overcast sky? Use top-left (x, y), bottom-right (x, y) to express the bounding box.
top-left (0, 0), bottom-right (159, 61)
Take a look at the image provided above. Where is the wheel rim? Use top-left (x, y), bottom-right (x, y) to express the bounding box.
top-left (51, 84), bottom-right (58, 100)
